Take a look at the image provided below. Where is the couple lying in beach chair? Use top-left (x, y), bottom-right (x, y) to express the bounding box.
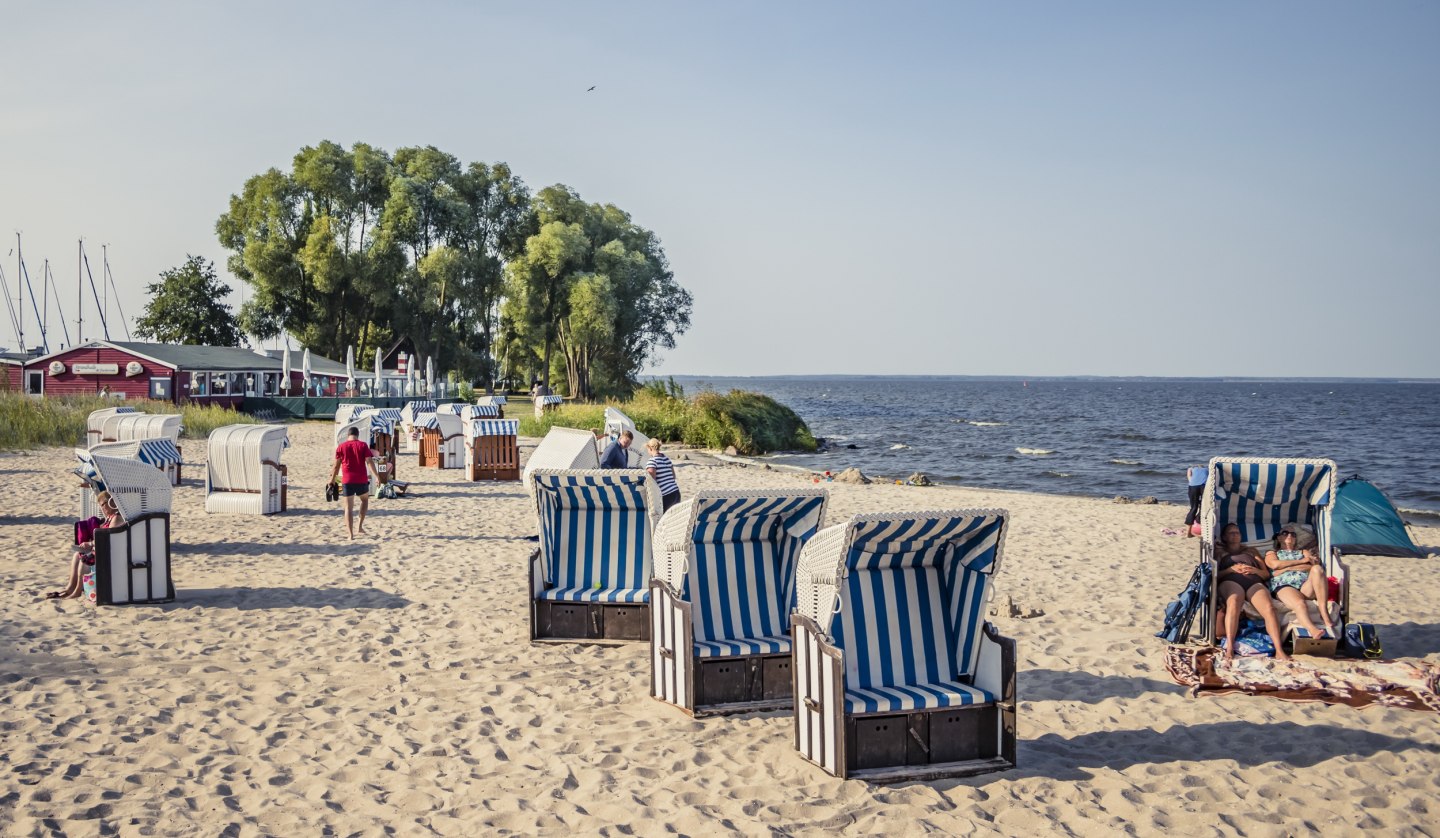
top-left (1198, 457), bottom-right (1351, 660)
top-left (527, 464), bottom-right (1016, 782)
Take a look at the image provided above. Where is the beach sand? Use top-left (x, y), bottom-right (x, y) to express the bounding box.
top-left (3, 421), bottom-right (1439, 836)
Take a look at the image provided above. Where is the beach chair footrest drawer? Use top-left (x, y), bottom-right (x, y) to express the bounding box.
top-left (536, 601), bottom-right (651, 642)
top-left (847, 706), bottom-right (998, 772)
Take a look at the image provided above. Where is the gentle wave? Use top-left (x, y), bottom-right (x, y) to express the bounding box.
top-left (969, 421), bottom-right (1007, 427)
top-left (1110, 458), bottom-right (1143, 466)
top-left (888, 444), bottom-right (910, 451)
top-left (1043, 470), bottom-right (1073, 478)
top-left (1398, 507), bottom-right (1440, 520)
top-left (1015, 447), bottom-right (1056, 455)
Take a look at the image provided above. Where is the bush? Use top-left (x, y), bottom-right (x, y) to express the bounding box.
top-left (515, 385), bottom-right (816, 455)
top-left (0, 393), bottom-right (264, 450)
top-left (456, 381), bottom-right (475, 402)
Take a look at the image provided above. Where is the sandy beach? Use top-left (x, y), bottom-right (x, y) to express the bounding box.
top-left (3, 420), bottom-right (1439, 836)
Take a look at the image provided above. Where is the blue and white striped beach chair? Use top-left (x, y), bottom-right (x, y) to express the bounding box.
top-left (1198, 457), bottom-right (1347, 652)
top-left (399, 401), bottom-right (437, 453)
top-left (650, 489), bottom-right (829, 716)
top-left (529, 469), bottom-right (663, 642)
top-left (792, 510), bottom-right (1017, 782)
top-left (534, 394), bottom-right (564, 419)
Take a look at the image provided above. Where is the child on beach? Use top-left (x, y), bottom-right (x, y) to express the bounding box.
top-left (48, 491), bottom-right (122, 600)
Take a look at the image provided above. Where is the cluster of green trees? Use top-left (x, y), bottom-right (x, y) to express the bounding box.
top-left (153, 140), bottom-right (692, 399)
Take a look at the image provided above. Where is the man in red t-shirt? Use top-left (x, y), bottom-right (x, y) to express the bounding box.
top-left (330, 426), bottom-right (380, 539)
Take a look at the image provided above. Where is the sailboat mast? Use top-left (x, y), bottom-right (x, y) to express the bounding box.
top-left (45, 260), bottom-right (72, 347)
top-left (76, 239), bottom-right (84, 344)
top-left (17, 234), bottom-right (46, 353)
top-left (80, 243), bottom-right (109, 340)
top-left (16, 233), bottom-right (24, 352)
top-left (0, 264), bottom-right (21, 351)
top-left (103, 245), bottom-right (131, 341)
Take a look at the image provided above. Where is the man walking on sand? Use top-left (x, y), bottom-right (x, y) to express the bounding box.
top-left (331, 426), bottom-right (380, 539)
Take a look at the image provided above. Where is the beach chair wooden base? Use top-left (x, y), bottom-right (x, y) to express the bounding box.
top-left (792, 614), bottom-right (1016, 782)
top-left (466, 435), bottom-right (520, 481)
top-left (528, 548), bottom-right (650, 643)
top-left (650, 579), bottom-right (794, 716)
top-left (420, 431), bottom-right (463, 469)
top-left (532, 601), bottom-right (651, 643)
top-left (94, 513), bottom-right (174, 605)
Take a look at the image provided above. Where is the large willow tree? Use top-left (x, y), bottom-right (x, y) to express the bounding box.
top-left (215, 141), bottom-right (531, 380)
top-left (501, 185), bottom-right (692, 399)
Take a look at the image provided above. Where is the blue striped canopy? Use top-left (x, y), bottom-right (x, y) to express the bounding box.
top-left (533, 470), bottom-right (658, 603)
top-left (468, 419), bottom-right (518, 437)
top-left (437, 403), bottom-right (466, 415)
top-left (466, 404), bottom-right (501, 419)
top-left (418, 414), bottom-right (439, 430)
top-left (373, 408), bottom-right (402, 420)
top-left (1205, 459), bottom-right (1336, 563)
top-left (687, 493), bottom-right (828, 657)
top-left (537, 395), bottom-right (564, 407)
top-left (134, 438), bottom-right (182, 467)
top-left (832, 512), bottom-right (1007, 713)
top-left (368, 415), bottom-right (396, 435)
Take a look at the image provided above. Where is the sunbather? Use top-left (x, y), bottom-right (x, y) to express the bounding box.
top-left (1215, 523), bottom-right (1289, 662)
top-left (1264, 524), bottom-right (1336, 639)
top-left (47, 491), bottom-right (122, 600)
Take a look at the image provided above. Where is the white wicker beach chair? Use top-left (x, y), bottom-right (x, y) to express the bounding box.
top-left (534, 394), bottom-right (564, 419)
top-left (602, 407), bottom-right (650, 467)
top-left (475, 395), bottom-right (506, 417)
top-left (75, 451), bottom-right (174, 605)
top-left (86, 406), bottom-right (138, 446)
top-left (523, 427), bottom-right (602, 496)
top-left (205, 425), bottom-right (290, 515)
top-left (791, 509), bottom-right (1017, 782)
top-left (398, 401), bottom-right (437, 453)
top-left (529, 469), bottom-right (663, 642)
top-left (1198, 457), bottom-right (1348, 654)
top-left (463, 418), bottom-right (520, 481)
top-left (417, 412), bottom-right (464, 469)
top-left (335, 403), bottom-right (371, 425)
top-left (101, 413), bottom-right (182, 444)
top-left (651, 489), bottom-right (829, 716)
top-left (88, 437), bottom-right (185, 490)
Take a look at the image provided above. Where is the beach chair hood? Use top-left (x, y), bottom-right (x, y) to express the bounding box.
top-left (77, 451), bottom-right (173, 520)
top-left (523, 426), bottom-right (601, 493)
top-left (102, 413), bottom-right (182, 442)
top-left (207, 425), bottom-right (289, 491)
top-left (603, 407), bottom-right (651, 468)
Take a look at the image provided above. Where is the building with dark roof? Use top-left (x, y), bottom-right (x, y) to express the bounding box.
top-left (3, 340), bottom-right (354, 405)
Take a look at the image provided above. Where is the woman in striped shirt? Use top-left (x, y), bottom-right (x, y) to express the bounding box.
top-left (645, 438), bottom-right (681, 512)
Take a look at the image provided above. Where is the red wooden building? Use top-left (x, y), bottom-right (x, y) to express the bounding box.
top-left (4, 341), bottom-right (351, 406)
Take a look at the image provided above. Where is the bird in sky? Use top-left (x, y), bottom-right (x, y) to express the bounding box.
top-left (587, 85), bottom-right (596, 92)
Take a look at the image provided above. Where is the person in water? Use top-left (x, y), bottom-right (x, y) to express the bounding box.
top-left (1215, 522), bottom-right (1289, 662)
top-left (1264, 523), bottom-right (1336, 639)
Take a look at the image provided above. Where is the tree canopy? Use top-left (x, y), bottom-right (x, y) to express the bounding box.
top-left (133, 255), bottom-right (243, 346)
top-left (216, 142), bottom-right (689, 397)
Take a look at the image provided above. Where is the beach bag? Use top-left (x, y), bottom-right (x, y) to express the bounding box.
top-left (75, 515), bottom-right (103, 545)
top-left (373, 481), bottom-right (400, 500)
top-left (1339, 623), bottom-right (1382, 660)
top-left (325, 481), bottom-right (339, 503)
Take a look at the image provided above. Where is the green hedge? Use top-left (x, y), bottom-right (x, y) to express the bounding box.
top-left (0, 393), bottom-right (264, 450)
top-left (518, 386), bottom-right (816, 455)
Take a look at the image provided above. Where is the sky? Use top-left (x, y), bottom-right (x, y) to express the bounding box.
top-left (2, 2), bottom-right (1437, 378)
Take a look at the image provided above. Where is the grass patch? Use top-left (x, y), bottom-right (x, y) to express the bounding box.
top-left (0, 393), bottom-right (264, 451)
top-left (518, 383), bottom-right (816, 455)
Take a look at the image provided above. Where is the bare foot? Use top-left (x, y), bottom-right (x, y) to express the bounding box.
top-left (1222, 640), bottom-right (1235, 664)
top-left (1274, 649), bottom-right (1291, 661)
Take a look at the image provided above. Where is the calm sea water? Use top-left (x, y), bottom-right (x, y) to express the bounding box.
top-left (667, 377), bottom-right (1440, 517)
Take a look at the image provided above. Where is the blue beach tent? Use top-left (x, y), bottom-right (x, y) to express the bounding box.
top-left (1331, 477), bottom-right (1425, 559)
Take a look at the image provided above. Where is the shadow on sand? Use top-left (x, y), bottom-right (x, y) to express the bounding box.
top-left (927, 720), bottom-right (1440, 787)
top-left (1021, 669), bottom-right (1187, 703)
top-left (162, 586), bottom-right (409, 611)
top-left (173, 541), bottom-right (376, 557)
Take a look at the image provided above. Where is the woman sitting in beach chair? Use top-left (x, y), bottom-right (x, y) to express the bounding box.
top-left (47, 491), bottom-right (123, 600)
top-left (1215, 523), bottom-right (1288, 662)
top-left (1263, 524), bottom-right (1336, 640)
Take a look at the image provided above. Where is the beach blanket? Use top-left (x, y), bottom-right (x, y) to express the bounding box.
top-left (1165, 645), bottom-right (1440, 712)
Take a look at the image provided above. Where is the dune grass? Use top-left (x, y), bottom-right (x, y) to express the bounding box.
top-left (0, 393), bottom-right (264, 451)
top-left (518, 383), bottom-right (816, 455)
